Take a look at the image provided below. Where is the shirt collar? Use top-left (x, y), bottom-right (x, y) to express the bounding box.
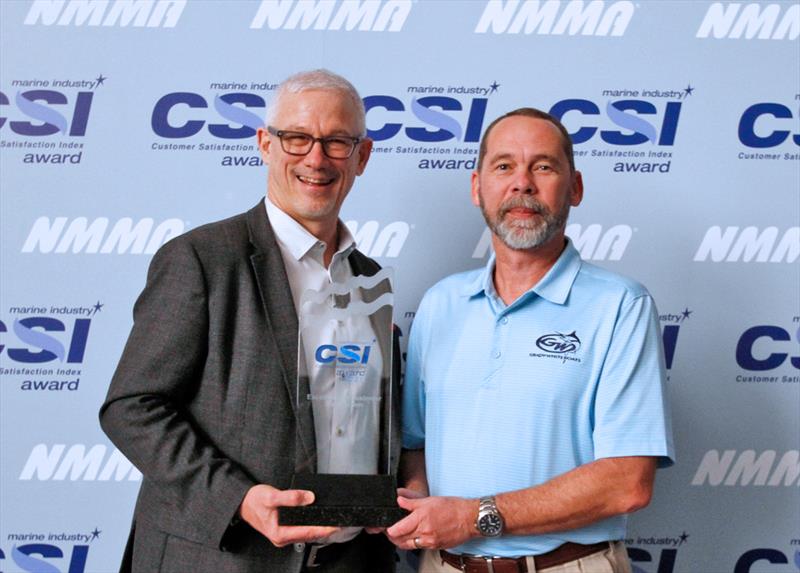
top-left (461, 238), bottom-right (582, 306)
top-left (264, 197), bottom-right (356, 262)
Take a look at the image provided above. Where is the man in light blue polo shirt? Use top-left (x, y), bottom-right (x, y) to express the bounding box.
top-left (386, 108), bottom-right (674, 573)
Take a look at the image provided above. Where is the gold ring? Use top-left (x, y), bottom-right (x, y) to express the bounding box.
top-left (413, 537), bottom-right (422, 549)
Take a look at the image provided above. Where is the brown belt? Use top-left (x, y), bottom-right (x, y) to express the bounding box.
top-left (439, 541), bottom-right (611, 573)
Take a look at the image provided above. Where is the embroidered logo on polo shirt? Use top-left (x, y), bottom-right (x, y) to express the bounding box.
top-left (530, 331), bottom-right (582, 363)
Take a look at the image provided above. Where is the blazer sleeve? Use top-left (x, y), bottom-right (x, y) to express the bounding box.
top-left (99, 236), bottom-right (256, 550)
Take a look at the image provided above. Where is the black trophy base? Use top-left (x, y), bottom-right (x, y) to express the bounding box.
top-left (278, 473), bottom-right (407, 527)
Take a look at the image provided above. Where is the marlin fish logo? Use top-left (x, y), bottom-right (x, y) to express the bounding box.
top-left (536, 331), bottom-right (581, 354)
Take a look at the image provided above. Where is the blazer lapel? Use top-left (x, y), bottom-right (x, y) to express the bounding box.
top-left (246, 203), bottom-right (316, 470)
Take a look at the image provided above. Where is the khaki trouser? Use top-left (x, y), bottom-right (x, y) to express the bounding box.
top-left (418, 541), bottom-right (632, 573)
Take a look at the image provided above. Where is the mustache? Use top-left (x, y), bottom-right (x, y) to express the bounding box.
top-left (497, 195), bottom-right (548, 219)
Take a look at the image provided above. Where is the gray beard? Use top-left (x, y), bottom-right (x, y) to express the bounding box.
top-left (480, 194), bottom-right (569, 251)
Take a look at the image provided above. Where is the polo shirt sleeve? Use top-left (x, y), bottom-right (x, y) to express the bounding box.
top-left (592, 292), bottom-right (675, 467)
top-left (401, 292), bottom-right (431, 450)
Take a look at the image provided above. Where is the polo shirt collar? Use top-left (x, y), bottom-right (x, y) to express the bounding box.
top-left (534, 238), bottom-right (582, 305)
top-left (461, 238), bottom-right (582, 306)
top-left (265, 197), bottom-right (356, 262)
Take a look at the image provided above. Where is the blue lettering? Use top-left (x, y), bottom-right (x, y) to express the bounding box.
top-left (1, 317), bottom-right (91, 364)
top-left (0, 90), bottom-right (92, 137)
top-left (0, 90), bottom-right (9, 130)
top-left (658, 102), bottom-right (682, 146)
top-left (12, 543), bottom-right (62, 573)
top-left (151, 92), bottom-right (207, 138)
top-left (68, 92), bottom-right (93, 137)
top-left (734, 549), bottom-right (788, 573)
top-left (406, 96), bottom-right (463, 142)
top-left (603, 99), bottom-right (657, 145)
top-left (735, 325), bottom-right (799, 371)
top-left (4, 544), bottom-right (89, 573)
top-left (627, 548), bottom-right (677, 573)
top-left (551, 99), bottom-right (681, 146)
top-left (364, 95), bottom-right (404, 141)
top-left (10, 90), bottom-right (67, 136)
top-left (338, 344), bottom-right (361, 364)
top-left (7, 317), bottom-right (65, 363)
top-left (738, 103), bottom-right (798, 148)
top-left (465, 98), bottom-right (488, 142)
top-left (67, 545), bottom-right (88, 573)
top-left (66, 319), bottom-right (91, 363)
top-left (315, 344), bottom-right (337, 364)
top-left (549, 99), bottom-right (599, 145)
top-left (662, 324), bottom-right (679, 370)
top-left (314, 344), bottom-right (371, 365)
top-left (208, 93), bottom-right (266, 139)
top-left (364, 96), bottom-right (487, 143)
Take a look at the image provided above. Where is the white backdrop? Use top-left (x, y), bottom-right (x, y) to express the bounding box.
top-left (1, 1), bottom-right (799, 572)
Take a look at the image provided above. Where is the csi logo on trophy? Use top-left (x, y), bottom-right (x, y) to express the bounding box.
top-left (279, 268), bottom-right (406, 527)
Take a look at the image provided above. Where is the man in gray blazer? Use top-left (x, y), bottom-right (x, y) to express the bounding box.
top-left (100, 69), bottom-right (399, 573)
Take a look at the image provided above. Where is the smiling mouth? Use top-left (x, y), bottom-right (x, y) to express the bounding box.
top-left (297, 174), bottom-right (335, 186)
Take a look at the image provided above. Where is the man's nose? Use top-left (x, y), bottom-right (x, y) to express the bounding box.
top-left (303, 140), bottom-right (329, 167)
top-left (511, 170), bottom-right (536, 194)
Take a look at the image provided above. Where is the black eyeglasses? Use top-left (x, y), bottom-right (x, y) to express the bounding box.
top-left (267, 126), bottom-right (363, 159)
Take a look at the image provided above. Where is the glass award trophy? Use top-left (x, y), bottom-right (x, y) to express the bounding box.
top-left (279, 268), bottom-right (406, 527)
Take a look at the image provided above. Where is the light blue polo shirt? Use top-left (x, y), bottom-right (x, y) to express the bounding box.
top-left (402, 239), bottom-right (674, 557)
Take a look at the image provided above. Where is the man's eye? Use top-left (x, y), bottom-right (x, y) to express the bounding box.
top-left (285, 134), bottom-right (311, 144)
top-left (325, 137), bottom-right (351, 147)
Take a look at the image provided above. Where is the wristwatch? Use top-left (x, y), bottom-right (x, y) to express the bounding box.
top-left (475, 496), bottom-right (504, 537)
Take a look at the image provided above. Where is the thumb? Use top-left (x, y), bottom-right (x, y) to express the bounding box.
top-left (273, 489), bottom-right (315, 508)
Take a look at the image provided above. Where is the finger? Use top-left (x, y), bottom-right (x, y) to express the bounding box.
top-left (396, 495), bottom-right (422, 510)
top-left (270, 489), bottom-right (315, 507)
top-left (364, 527), bottom-right (385, 534)
top-left (386, 513), bottom-right (418, 538)
top-left (397, 487), bottom-right (426, 499)
top-left (274, 525), bottom-right (338, 545)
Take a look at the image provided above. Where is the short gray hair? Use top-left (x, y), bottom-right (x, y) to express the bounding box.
top-left (266, 69), bottom-right (366, 135)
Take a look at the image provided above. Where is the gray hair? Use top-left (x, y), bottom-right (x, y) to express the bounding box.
top-left (266, 69), bottom-right (366, 135)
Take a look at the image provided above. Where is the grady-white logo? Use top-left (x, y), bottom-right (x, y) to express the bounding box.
top-left (536, 331), bottom-right (581, 354)
top-left (531, 331), bottom-right (583, 363)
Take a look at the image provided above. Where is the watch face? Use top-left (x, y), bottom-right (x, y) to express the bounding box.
top-left (479, 513), bottom-right (503, 536)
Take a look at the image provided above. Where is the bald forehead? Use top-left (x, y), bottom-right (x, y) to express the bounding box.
top-left (272, 88), bottom-right (365, 133)
top-left (487, 116), bottom-right (563, 145)
top-left (483, 116), bottom-right (570, 165)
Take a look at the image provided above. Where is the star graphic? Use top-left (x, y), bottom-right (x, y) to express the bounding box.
top-left (489, 81), bottom-right (500, 93)
top-left (683, 84), bottom-right (694, 97)
top-left (678, 531), bottom-right (689, 544)
top-left (95, 74), bottom-right (107, 87)
top-left (681, 308), bottom-right (692, 321)
top-left (90, 527), bottom-right (101, 541)
top-left (93, 301), bottom-right (104, 315)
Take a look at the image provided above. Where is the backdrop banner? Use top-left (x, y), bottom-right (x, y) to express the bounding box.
top-left (1, 1), bottom-right (798, 572)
